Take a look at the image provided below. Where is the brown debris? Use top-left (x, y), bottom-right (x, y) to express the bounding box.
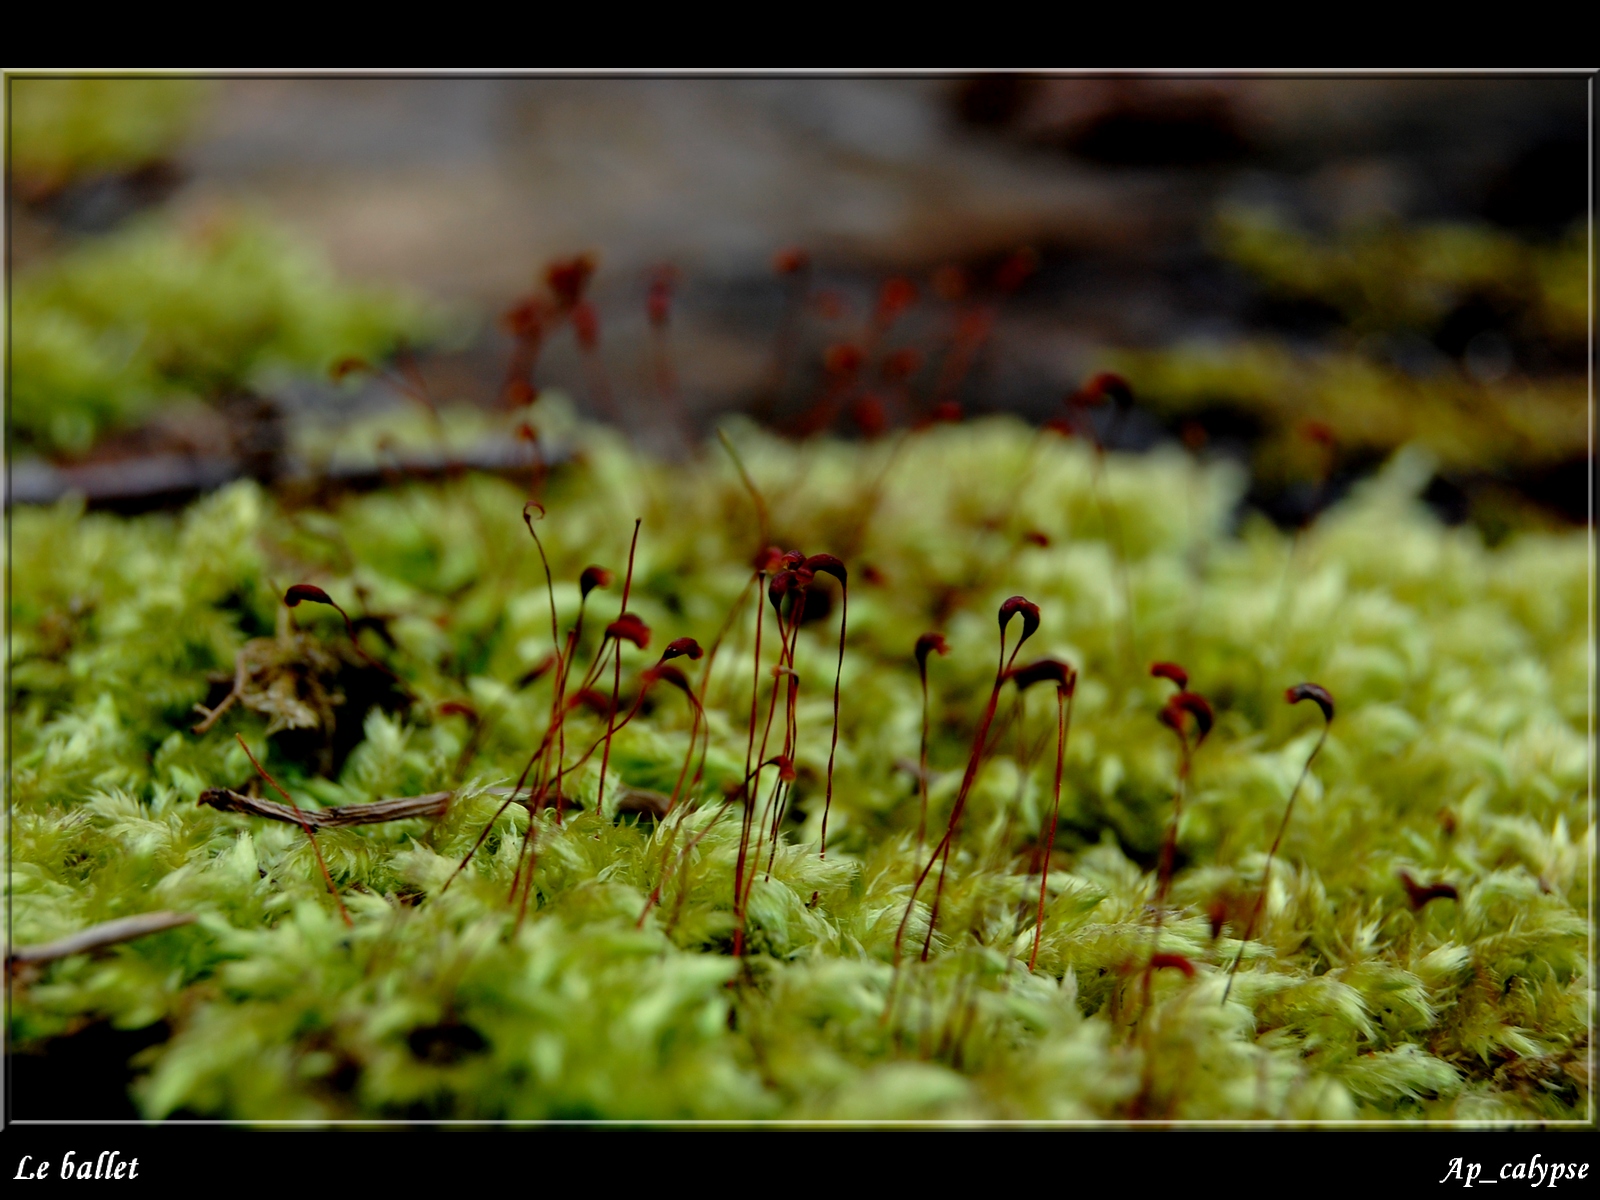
top-left (8, 912), bottom-right (196, 970)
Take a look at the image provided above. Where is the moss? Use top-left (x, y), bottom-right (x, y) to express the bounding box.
top-left (10, 215), bottom-right (444, 457)
top-left (6, 417), bottom-right (1591, 1122)
top-left (10, 77), bottom-right (208, 189)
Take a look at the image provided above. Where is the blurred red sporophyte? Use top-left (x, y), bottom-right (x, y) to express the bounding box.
top-left (852, 395), bottom-right (888, 437)
top-left (824, 343), bottom-right (866, 377)
top-left (773, 246), bottom-right (811, 276)
top-left (1400, 871), bottom-right (1459, 909)
top-left (284, 584), bottom-right (334, 608)
top-left (437, 700), bottom-right (479, 721)
top-left (1007, 658), bottom-right (1076, 693)
top-left (1207, 899), bottom-right (1228, 940)
top-left (932, 265), bottom-right (968, 302)
top-left (503, 381), bottom-right (538, 408)
top-left (876, 276), bottom-right (918, 322)
top-left (1149, 952), bottom-right (1197, 979)
top-left (1076, 371), bottom-right (1133, 407)
top-left (812, 291), bottom-right (846, 321)
top-left (575, 689), bottom-right (614, 716)
top-left (1299, 419), bottom-right (1338, 448)
top-left (773, 755), bottom-right (798, 783)
top-left (605, 613), bottom-right (652, 649)
top-left (993, 246), bottom-right (1039, 293)
top-left (803, 553), bottom-right (847, 586)
top-left (931, 401), bottom-right (963, 423)
top-left (1043, 415), bottom-right (1076, 437)
top-left (860, 563), bottom-right (888, 587)
top-left (1285, 681), bottom-right (1335, 723)
top-left (546, 254), bottom-right (596, 308)
top-left (753, 545), bottom-right (787, 574)
top-left (580, 565), bottom-right (614, 599)
top-left (914, 632), bottom-right (949, 674)
top-left (767, 570), bottom-right (797, 612)
top-left (998, 595), bottom-right (1041, 647)
top-left (647, 266), bottom-right (676, 328)
top-left (954, 308), bottom-right (994, 342)
top-left (516, 655), bottom-right (556, 689)
top-left (643, 663), bottom-right (693, 695)
top-left (1181, 420), bottom-right (1209, 451)
top-left (881, 347), bottom-right (922, 383)
top-left (1159, 691), bottom-right (1214, 743)
top-left (501, 296), bottom-right (547, 340)
top-left (1150, 661), bottom-right (1189, 691)
top-left (330, 356), bottom-right (371, 382)
top-left (515, 421), bottom-right (540, 444)
top-left (659, 637), bottom-right (704, 663)
top-left (571, 301), bottom-right (600, 350)
top-left (1022, 530), bottom-right (1051, 547)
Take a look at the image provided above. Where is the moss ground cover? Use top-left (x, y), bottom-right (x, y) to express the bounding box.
top-left (6, 414), bottom-right (1591, 1122)
top-left (11, 214), bottom-right (442, 458)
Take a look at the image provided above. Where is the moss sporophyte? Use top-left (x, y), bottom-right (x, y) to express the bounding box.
top-left (9, 405), bottom-right (1591, 1120)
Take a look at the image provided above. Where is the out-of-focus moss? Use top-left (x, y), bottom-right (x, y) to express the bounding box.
top-left (1117, 340), bottom-right (1586, 483)
top-left (10, 77), bottom-right (209, 191)
top-left (10, 215), bottom-right (444, 457)
top-left (1216, 207), bottom-right (1586, 346)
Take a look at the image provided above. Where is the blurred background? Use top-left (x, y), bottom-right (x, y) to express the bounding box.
top-left (8, 73), bottom-right (1592, 537)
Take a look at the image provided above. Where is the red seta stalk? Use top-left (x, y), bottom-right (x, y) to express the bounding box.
top-left (754, 565), bottom-right (808, 884)
top-left (805, 554), bottom-right (848, 859)
top-left (283, 583), bottom-right (413, 701)
top-left (893, 596), bottom-right (1039, 968)
top-left (506, 503), bottom-right (570, 921)
top-left (235, 733), bottom-right (350, 928)
top-left (596, 520), bottom-right (642, 817)
top-left (914, 633), bottom-right (951, 848)
top-left (447, 521), bottom-right (608, 900)
top-left (1019, 662), bottom-right (1077, 973)
top-left (1138, 666), bottom-right (1213, 1020)
top-left (1222, 683), bottom-right (1333, 1004)
top-left (732, 547), bottom-right (783, 957)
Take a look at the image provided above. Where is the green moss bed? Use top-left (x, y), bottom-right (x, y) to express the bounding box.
top-left (7, 416), bottom-right (1592, 1122)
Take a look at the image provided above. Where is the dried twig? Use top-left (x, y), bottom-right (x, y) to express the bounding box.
top-left (8, 439), bottom-right (568, 511)
top-left (198, 788), bottom-right (455, 827)
top-left (196, 785), bottom-right (667, 829)
top-left (8, 912), bottom-right (196, 968)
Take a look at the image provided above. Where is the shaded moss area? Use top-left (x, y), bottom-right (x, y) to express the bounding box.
top-left (7, 418), bottom-right (1591, 1122)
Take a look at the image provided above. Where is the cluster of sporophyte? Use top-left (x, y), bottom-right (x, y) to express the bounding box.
top-left (7, 415), bottom-right (1591, 1121)
top-left (11, 213), bottom-right (445, 458)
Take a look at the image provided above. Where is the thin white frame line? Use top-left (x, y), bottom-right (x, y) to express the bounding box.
top-left (8, 1117), bottom-right (1596, 1127)
top-left (1584, 68), bottom-right (1596, 1132)
top-left (1, 68), bottom-right (1598, 81)
top-left (3, 66), bottom-right (1596, 1133)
